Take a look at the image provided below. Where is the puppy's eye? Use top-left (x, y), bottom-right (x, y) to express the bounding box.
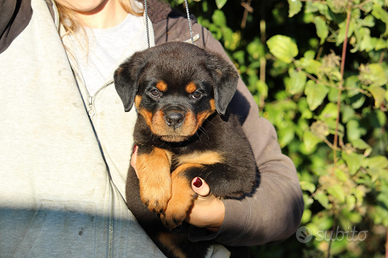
top-left (190, 91), bottom-right (203, 100)
top-left (149, 89), bottom-right (162, 98)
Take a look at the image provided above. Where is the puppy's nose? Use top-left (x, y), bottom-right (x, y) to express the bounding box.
top-left (165, 112), bottom-right (185, 129)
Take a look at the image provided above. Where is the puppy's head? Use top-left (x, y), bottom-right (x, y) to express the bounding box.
top-left (114, 42), bottom-right (238, 142)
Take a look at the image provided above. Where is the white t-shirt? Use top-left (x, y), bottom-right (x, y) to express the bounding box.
top-left (68, 14), bottom-right (146, 96)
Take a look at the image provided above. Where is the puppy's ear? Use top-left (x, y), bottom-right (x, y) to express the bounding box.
top-left (206, 52), bottom-right (239, 115)
top-left (114, 51), bottom-right (148, 112)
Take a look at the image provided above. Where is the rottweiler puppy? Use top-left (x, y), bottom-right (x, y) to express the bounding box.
top-left (114, 42), bottom-right (258, 258)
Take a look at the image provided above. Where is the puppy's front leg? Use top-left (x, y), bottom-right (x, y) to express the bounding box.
top-left (136, 145), bottom-right (173, 215)
top-left (161, 164), bottom-right (202, 229)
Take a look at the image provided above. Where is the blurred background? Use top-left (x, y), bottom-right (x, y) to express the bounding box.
top-left (167, 0), bottom-right (388, 257)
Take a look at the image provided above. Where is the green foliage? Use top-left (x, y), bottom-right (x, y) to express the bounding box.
top-left (267, 35), bottom-right (299, 63)
top-left (168, 0), bottom-right (388, 257)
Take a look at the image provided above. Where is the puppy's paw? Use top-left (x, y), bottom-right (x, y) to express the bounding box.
top-left (139, 174), bottom-right (172, 215)
top-left (161, 175), bottom-right (196, 229)
top-left (162, 199), bottom-right (192, 230)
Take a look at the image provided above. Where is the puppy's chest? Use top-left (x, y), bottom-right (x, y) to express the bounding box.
top-left (169, 148), bottom-right (225, 171)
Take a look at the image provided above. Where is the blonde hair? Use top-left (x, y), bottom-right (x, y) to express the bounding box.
top-left (56, 0), bottom-right (143, 35)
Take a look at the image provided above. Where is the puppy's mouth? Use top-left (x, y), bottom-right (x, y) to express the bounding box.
top-left (153, 108), bottom-right (198, 143)
top-left (138, 106), bottom-right (215, 143)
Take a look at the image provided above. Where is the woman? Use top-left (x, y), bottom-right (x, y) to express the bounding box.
top-left (0, 0), bottom-right (304, 257)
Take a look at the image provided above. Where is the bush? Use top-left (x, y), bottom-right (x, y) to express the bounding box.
top-left (168, 0), bottom-right (388, 257)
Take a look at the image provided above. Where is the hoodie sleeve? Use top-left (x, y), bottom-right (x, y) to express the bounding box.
top-left (151, 4), bottom-right (304, 246)
top-left (0, 0), bottom-right (32, 54)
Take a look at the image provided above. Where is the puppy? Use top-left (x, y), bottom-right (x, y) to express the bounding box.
top-left (114, 42), bottom-right (258, 258)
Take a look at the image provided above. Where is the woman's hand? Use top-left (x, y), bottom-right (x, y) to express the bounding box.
top-left (131, 145), bottom-right (225, 232)
top-left (186, 177), bottom-right (225, 232)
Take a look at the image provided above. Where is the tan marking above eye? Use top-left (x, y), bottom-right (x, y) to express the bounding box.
top-left (156, 81), bottom-right (168, 92)
top-left (185, 82), bottom-right (197, 94)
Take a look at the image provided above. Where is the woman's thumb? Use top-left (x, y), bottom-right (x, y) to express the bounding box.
top-left (191, 177), bottom-right (210, 197)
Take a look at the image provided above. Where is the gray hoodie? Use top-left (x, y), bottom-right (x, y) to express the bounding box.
top-left (0, 0), bottom-right (304, 257)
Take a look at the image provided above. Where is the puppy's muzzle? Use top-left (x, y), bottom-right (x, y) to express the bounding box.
top-left (164, 107), bottom-right (186, 129)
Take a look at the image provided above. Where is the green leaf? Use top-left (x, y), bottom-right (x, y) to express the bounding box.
top-left (278, 127), bottom-right (295, 147)
top-left (327, 0), bottom-right (347, 13)
top-left (386, 86), bottom-right (388, 102)
top-left (367, 63), bottom-right (388, 87)
top-left (319, 102), bottom-right (338, 120)
top-left (304, 80), bottom-right (329, 111)
top-left (301, 209), bottom-right (312, 224)
top-left (215, 0), bottom-right (227, 9)
top-left (342, 152), bottom-right (364, 175)
top-left (351, 138), bottom-right (372, 156)
top-left (346, 119), bottom-right (365, 142)
top-left (288, 69), bottom-right (307, 94)
top-left (313, 215), bottom-right (334, 231)
top-left (247, 38), bottom-right (265, 60)
top-left (298, 56), bottom-right (322, 75)
top-left (372, 4), bottom-right (388, 35)
top-left (313, 16), bottom-right (328, 45)
top-left (380, 169), bottom-right (388, 181)
top-left (358, 28), bottom-right (376, 52)
top-left (303, 130), bottom-right (322, 153)
top-left (327, 185), bottom-right (346, 203)
top-left (303, 193), bottom-right (314, 207)
top-left (288, 0), bottom-right (302, 18)
top-left (314, 191), bottom-right (330, 209)
top-left (337, 19), bottom-right (355, 46)
top-left (375, 38), bottom-right (388, 50)
top-left (346, 195), bottom-right (356, 211)
top-left (267, 35), bottom-right (298, 64)
top-left (341, 210), bottom-right (362, 224)
top-left (212, 10), bottom-right (226, 26)
top-left (360, 1), bottom-right (373, 12)
top-left (304, 50), bottom-right (315, 60)
top-left (345, 75), bottom-right (361, 97)
top-left (341, 105), bottom-right (355, 123)
top-left (326, 119), bottom-right (344, 137)
top-left (351, 95), bottom-right (366, 109)
top-left (367, 168), bottom-right (381, 182)
top-left (335, 168), bottom-right (348, 182)
top-left (300, 181), bottom-right (316, 193)
top-left (351, 187), bottom-right (365, 207)
top-left (360, 15), bottom-right (375, 27)
top-left (209, 24), bottom-right (222, 40)
top-left (202, 1), bottom-right (208, 12)
top-left (222, 27), bottom-right (234, 49)
top-left (256, 80), bottom-right (268, 99)
top-left (368, 86), bottom-right (386, 107)
top-left (367, 156), bottom-right (388, 169)
top-left (351, 139), bottom-right (370, 150)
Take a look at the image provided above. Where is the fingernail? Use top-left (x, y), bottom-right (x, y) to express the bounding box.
top-left (193, 177), bottom-right (203, 188)
top-left (132, 145), bottom-right (137, 154)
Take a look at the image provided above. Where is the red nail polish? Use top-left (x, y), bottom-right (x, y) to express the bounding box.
top-left (133, 145), bottom-right (137, 154)
top-left (193, 177), bottom-right (203, 188)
